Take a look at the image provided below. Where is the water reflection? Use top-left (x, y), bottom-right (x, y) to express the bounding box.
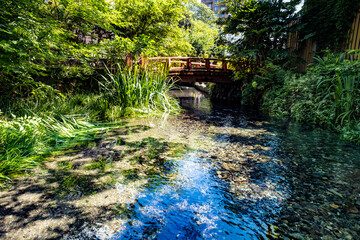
top-left (112, 151), bottom-right (282, 240)
top-left (111, 87), bottom-right (360, 239)
top-left (169, 87), bottom-right (212, 114)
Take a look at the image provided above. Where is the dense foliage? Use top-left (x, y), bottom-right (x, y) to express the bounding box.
top-left (300, 0), bottom-right (360, 53)
top-left (247, 51), bottom-right (360, 143)
top-left (182, 1), bottom-right (219, 56)
top-left (224, 0), bottom-right (300, 64)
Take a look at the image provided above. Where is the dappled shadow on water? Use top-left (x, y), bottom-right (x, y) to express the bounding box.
top-left (192, 114), bottom-right (360, 238)
top-left (207, 111), bottom-right (360, 238)
top-left (0, 125), bottom-right (188, 239)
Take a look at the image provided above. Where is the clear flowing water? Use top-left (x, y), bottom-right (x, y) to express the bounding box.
top-left (112, 152), bottom-right (280, 240)
top-left (108, 88), bottom-right (289, 239)
top-left (112, 87), bottom-right (360, 240)
top-left (1, 87), bottom-right (360, 239)
top-left (108, 87), bottom-right (360, 239)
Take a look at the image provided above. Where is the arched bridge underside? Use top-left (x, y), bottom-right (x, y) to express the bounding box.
top-left (148, 57), bottom-right (234, 83)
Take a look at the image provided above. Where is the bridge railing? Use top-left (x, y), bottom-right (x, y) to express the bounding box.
top-left (124, 56), bottom-right (257, 76)
top-left (144, 57), bottom-right (230, 73)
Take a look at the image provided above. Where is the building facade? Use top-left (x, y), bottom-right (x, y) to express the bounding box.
top-left (201, 0), bottom-right (227, 18)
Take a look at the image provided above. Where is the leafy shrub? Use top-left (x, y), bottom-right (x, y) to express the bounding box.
top-left (240, 62), bottom-right (290, 106)
top-left (313, 52), bottom-right (360, 124)
top-left (251, 51), bottom-right (360, 143)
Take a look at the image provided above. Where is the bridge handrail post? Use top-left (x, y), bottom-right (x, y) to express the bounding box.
top-left (187, 58), bottom-right (192, 71)
top-left (166, 57), bottom-right (171, 69)
top-left (205, 59), bottom-right (210, 71)
top-left (125, 54), bottom-right (133, 68)
top-left (141, 57), bottom-right (148, 67)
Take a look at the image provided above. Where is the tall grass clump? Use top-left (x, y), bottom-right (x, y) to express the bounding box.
top-left (314, 52), bottom-right (360, 125)
top-left (99, 65), bottom-right (179, 118)
top-left (0, 93), bottom-right (118, 182)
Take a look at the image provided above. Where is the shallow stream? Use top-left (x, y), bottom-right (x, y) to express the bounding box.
top-left (1, 87), bottom-right (359, 240)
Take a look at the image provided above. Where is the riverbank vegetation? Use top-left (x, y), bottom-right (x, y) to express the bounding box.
top-left (223, 0), bottom-right (360, 144)
top-left (0, 67), bottom-right (178, 181)
top-left (251, 51), bottom-right (360, 143)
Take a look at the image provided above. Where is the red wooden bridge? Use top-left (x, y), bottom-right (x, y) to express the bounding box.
top-left (144, 57), bottom-right (235, 83)
top-left (124, 56), bottom-right (256, 83)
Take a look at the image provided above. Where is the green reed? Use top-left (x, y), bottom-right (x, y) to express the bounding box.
top-left (100, 64), bottom-right (179, 117)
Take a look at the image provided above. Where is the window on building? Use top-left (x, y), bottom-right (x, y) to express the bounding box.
top-left (214, 6), bottom-right (219, 11)
top-left (208, 3), bottom-right (212, 8)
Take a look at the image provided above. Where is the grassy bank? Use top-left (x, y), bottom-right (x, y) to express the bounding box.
top-left (244, 51), bottom-right (360, 143)
top-left (0, 67), bottom-right (179, 182)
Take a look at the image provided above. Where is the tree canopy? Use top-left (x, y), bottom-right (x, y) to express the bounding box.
top-left (182, 0), bottom-right (219, 56)
top-left (223, 0), bottom-right (300, 64)
top-left (0, 0), bottom-right (219, 95)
